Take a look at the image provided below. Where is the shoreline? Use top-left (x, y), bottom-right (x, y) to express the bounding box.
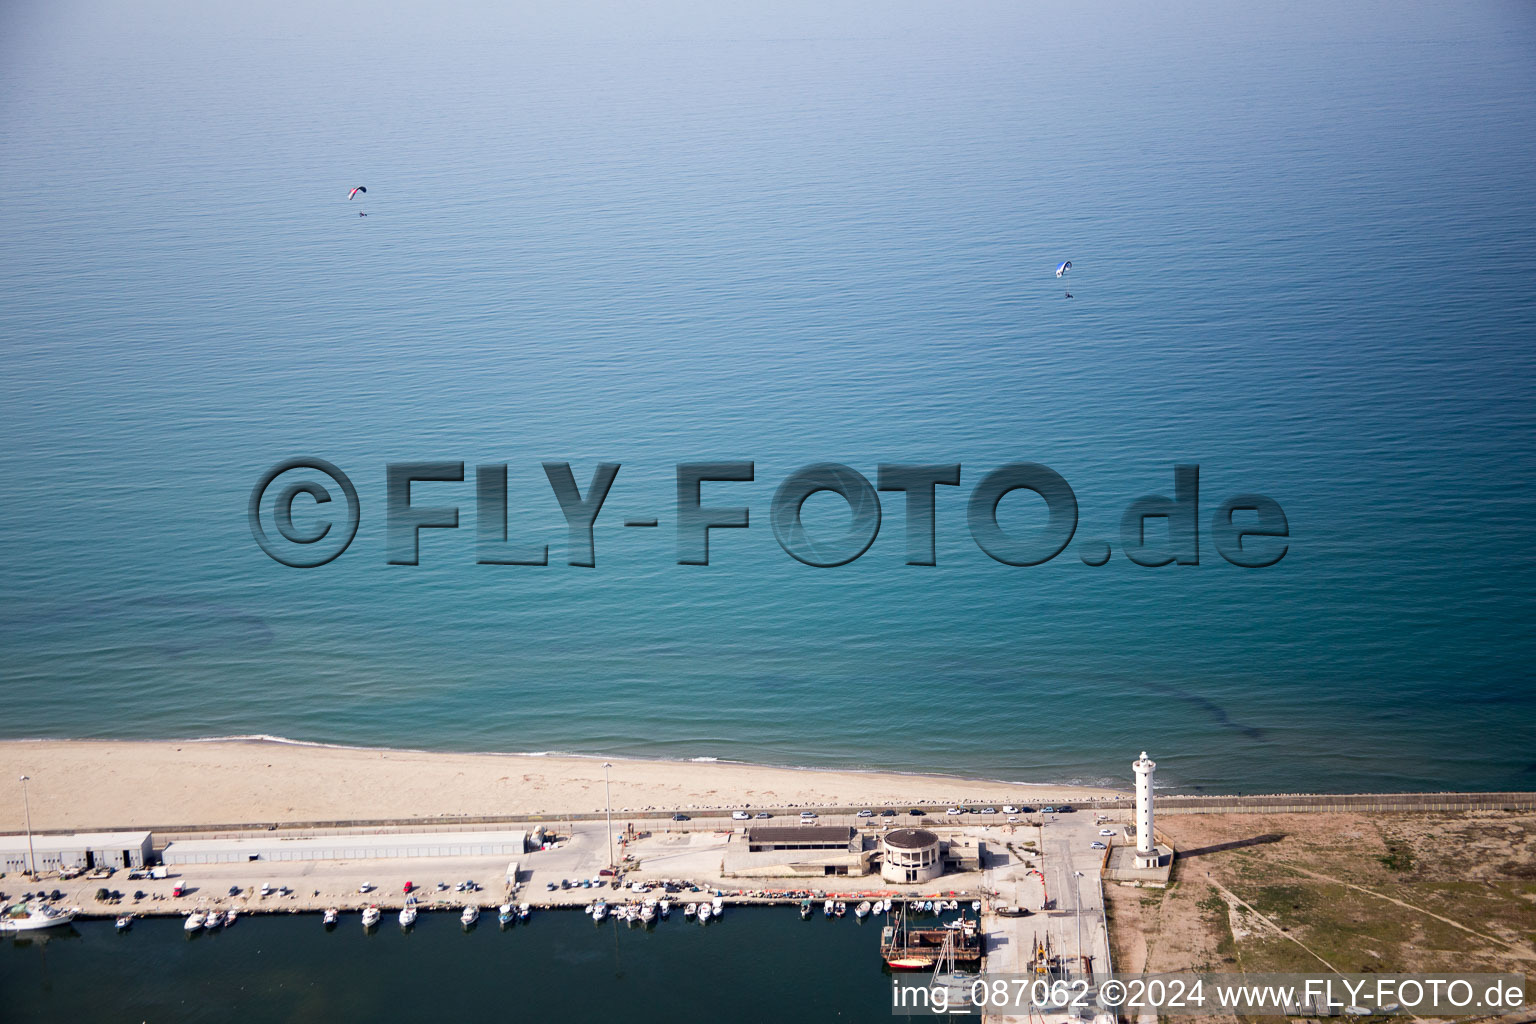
top-left (0, 738), bottom-right (1127, 832)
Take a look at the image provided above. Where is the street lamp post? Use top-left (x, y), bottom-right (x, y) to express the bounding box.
top-left (602, 762), bottom-right (614, 874)
top-left (20, 775), bottom-right (37, 879)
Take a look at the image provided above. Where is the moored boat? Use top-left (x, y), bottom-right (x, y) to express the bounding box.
top-left (400, 899), bottom-right (418, 928)
top-left (323, 908), bottom-right (339, 927)
top-left (835, 901), bottom-right (847, 917)
top-left (800, 899), bottom-right (813, 919)
top-left (855, 900), bottom-right (871, 919)
top-left (460, 905), bottom-right (480, 927)
top-left (517, 903), bottom-right (531, 921)
top-left (498, 903), bottom-right (515, 926)
top-left (115, 913), bottom-right (133, 931)
top-left (683, 902), bottom-right (696, 919)
top-left (183, 910), bottom-right (205, 932)
top-left (361, 905), bottom-right (381, 928)
top-left (205, 909), bottom-right (224, 929)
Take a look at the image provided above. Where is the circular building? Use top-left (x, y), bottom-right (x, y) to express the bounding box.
top-left (881, 828), bottom-right (942, 884)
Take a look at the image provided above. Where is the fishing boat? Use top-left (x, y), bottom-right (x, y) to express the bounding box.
top-left (498, 903), bottom-right (515, 926)
top-left (114, 913), bottom-right (133, 931)
top-left (205, 909), bottom-right (224, 929)
top-left (658, 899), bottom-right (671, 918)
top-left (225, 909), bottom-right (239, 926)
top-left (640, 899), bottom-right (658, 923)
top-left (880, 902), bottom-right (983, 970)
top-left (517, 903), bottom-right (531, 921)
top-left (822, 899), bottom-right (834, 918)
top-left (591, 899), bottom-right (608, 922)
top-left (460, 905), bottom-right (480, 927)
top-left (854, 900), bottom-right (871, 920)
top-left (361, 905), bottom-right (381, 928)
top-left (1, 902), bottom-right (79, 933)
top-left (835, 901), bottom-right (847, 918)
top-left (800, 899), bottom-right (813, 919)
top-left (399, 898), bottom-right (418, 928)
top-left (711, 895), bottom-right (724, 919)
top-left (696, 902), bottom-right (710, 922)
top-left (183, 910), bottom-right (205, 932)
top-left (683, 902), bottom-right (696, 919)
top-left (323, 908), bottom-right (339, 928)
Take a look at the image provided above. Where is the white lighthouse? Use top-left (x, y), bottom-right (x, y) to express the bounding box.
top-left (1133, 751), bottom-right (1158, 868)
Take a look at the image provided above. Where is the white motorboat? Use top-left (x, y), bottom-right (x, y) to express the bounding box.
top-left (1, 902), bottom-right (79, 933)
top-left (323, 908), bottom-right (339, 927)
top-left (517, 903), bottom-right (531, 921)
top-left (115, 913), bottom-right (133, 931)
top-left (711, 895), bottom-right (724, 916)
top-left (835, 901), bottom-right (847, 918)
top-left (225, 909), bottom-right (238, 926)
top-left (658, 899), bottom-right (671, 918)
top-left (205, 909), bottom-right (224, 928)
top-left (361, 906), bottom-right (381, 928)
top-left (882, 898), bottom-right (893, 913)
top-left (625, 904), bottom-right (642, 926)
top-left (970, 900), bottom-right (981, 912)
top-left (695, 902), bottom-right (710, 922)
top-left (822, 899), bottom-right (834, 918)
top-left (854, 901), bottom-right (871, 919)
top-left (499, 903), bottom-right (515, 926)
top-left (800, 899), bottom-right (813, 919)
top-left (399, 900), bottom-right (418, 928)
top-left (183, 910), bottom-right (205, 932)
top-left (683, 902), bottom-right (696, 919)
top-left (460, 905), bottom-right (480, 927)
top-left (590, 899), bottom-right (608, 922)
top-left (640, 899), bottom-right (658, 923)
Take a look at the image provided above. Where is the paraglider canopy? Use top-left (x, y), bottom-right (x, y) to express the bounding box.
top-left (349, 186), bottom-right (367, 200)
top-left (1055, 260), bottom-right (1071, 277)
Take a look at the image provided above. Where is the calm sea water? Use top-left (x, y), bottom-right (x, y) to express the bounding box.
top-left (1, 2), bottom-right (1534, 793)
top-left (0, 911), bottom-right (895, 1022)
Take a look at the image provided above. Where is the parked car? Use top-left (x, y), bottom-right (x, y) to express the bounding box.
top-left (1090, 841), bottom-right (1107, 850)
top-left (1002, 805), bottom-right (1020, 814)
top-left (1099, 829), bottom-right (1117, 837)
top-left (672, 813), bottom-right (690, 821)
top-left (754, 812), bottom-right (772, 819)
top-left (731, 811), bottom-right (750, 820)
top-left (945, 807), bottom-right (965, 816)
top-left (979, 807), bottom-right (998, 815)
top-left (800, 811), bottom-right (818, 819)
top-left (909, 808), bottom-right (926, 816)
top-left (880, 809), bottom-right (897, 816)
top-left (857, 809), bottom-right (874, 817)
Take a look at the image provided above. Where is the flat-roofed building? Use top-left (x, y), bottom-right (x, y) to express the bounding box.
top-left (161, 830), bottom-right (529, 865)
top-left (725, 826), bottom-right (871, 877)
top-left (0, 831), bottom-right (153, 873)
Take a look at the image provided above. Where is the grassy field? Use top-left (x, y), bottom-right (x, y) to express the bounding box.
top-left (1104, 810), bottom-right (1536, 1020)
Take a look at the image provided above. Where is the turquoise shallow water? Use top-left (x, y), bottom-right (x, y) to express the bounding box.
top-left (1, 2), bottom-right (1534, 793)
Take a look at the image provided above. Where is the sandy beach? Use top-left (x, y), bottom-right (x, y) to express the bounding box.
top-left (0, 739), bottom-right (1124, 832)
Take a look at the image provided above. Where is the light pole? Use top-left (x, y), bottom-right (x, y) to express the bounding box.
top-left (20, 775), bottom-right (37, 879)
top-left (602, 763), bottom-right (614, 874)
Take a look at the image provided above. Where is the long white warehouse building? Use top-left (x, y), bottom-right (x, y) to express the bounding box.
top-left (162, 830), bottom-right (530, 866)
top-left (0, 831), bottom-right (153, 873)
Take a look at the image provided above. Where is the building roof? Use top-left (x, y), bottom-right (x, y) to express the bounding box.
top-left (882, 828), bottom-right (939, 850)
top-left (162, 829), bottom-right (527, 855)
top-left (746, 826), bottom-right (854, 844)
top-left (0, 831), bottom-right (151, 852)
